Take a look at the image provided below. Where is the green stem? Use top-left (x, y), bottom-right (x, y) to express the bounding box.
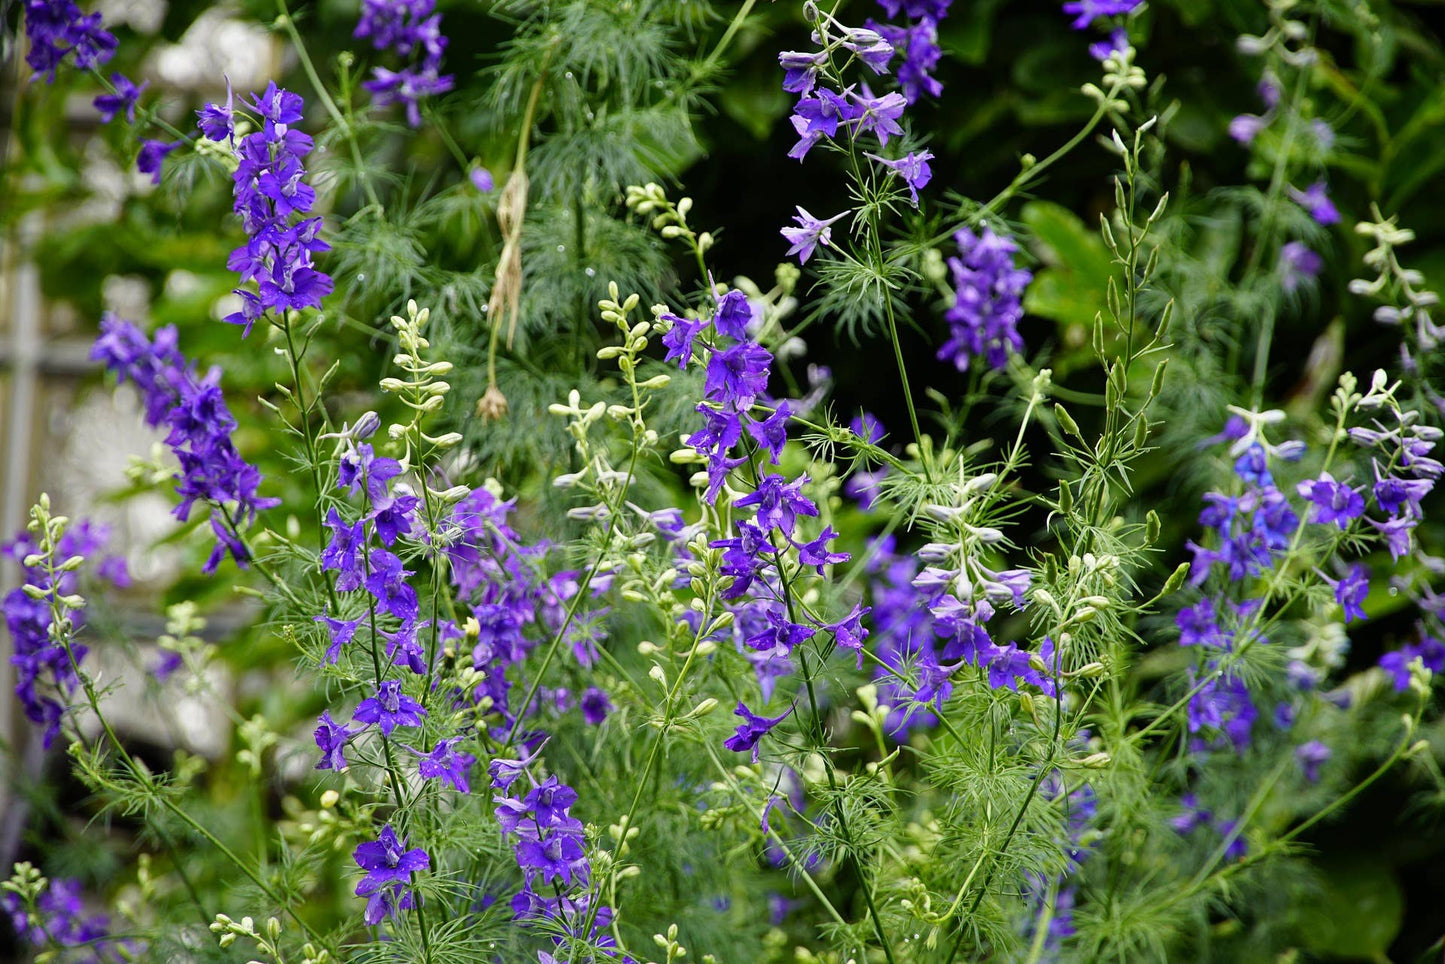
top-left (275, 0), bottom-right (383, 212)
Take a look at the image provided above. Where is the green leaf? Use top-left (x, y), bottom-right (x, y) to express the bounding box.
top-left (1021, 200), bottom-right (1113, 328)
top-left (1298, 858), bottom-right (1404, 959)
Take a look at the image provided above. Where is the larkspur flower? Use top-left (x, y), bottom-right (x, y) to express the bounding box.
top-left (1288, 180), bottom-right (1341, 225)
top-left (779, 48), bottom-right (828, 96)
top-left (1, 875), bottom-right (131, 961)
top-left (314, 613), bottom-right (362, 663)
top-left (1089, 27), bottom-right (1130, 61)
top-left (91, 316), bottom-right (279, 573)
top-left (1380, 635), bottom-right (1445, 690)
top-left (713, 288), bottom-right (755, 340)
top-left (734, 473), bottom-right (819, 539)
top-left (1229, 114), bottom-right (1268, 144)
top-left (1296, 740), bottom-right (1331, 782)
top-left (315, 711), bottom-right (362, 770)
top-left (781, 206), bottom-right (847, 264)
top-left (415, 737), bottom-right (476, 793)
top-left (1061, 0), bottom-right (1143, 30)
top-left (849, 85), bottom-right (907, 145)
top-left (868, 17), bottom-right (944, 103)
top-left (936, 226), bottom-right (1032, 372)
top-left (864, 149), bottom-right (934, 205)
top-left (136, 139), bottom-right (180, 185)
top-left (21, 0), bottom-right (117, 82)
top-left (208, 83), bottom-right (332, 337)
top-left (723, 701), bottom-right (794, 762)
top-left (353, 679), bottom-right (427, 735)
top-left (704, 341), bottom-right (773, 409)
top-left (661, 311), bottom-right (708, 369)
top-left (1297, 472), bottom-right (1365, 527)
top-left (1279, 241), bottom-right (1323, 292)
top-left (93, 73), bottom-right (146, 123)
top-left (1333, 564), bottom-right (1369, 622)
top-left (3, 520), bottom-right (126, 748)
top-left (354, 825), bottom-right (429, 926)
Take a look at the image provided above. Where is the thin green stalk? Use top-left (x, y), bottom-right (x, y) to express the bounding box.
top-left (275, 0), bottom-right (383, 212)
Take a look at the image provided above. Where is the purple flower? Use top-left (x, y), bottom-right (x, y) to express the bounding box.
top-left (1176, 598), bottom-right (1223, 648)
top-left (661, 312), bottom-right (708, 369)
top-left (94, 73), bottom-right (146, 123)
top-left (748, 402), bottom-right (792, 464)
top-left (1373, 463), bottom-right (1432, 518)
top-left (797, 526), bottom-right (849, 573)
top-left (1061, 0), bottom-right (1143, 30)
top-left (849, 85), bottom-right (907, 146)
top-left (779, 49), bottom-right (828, 96)
top-left (1296, 740), bottom-right (1331, 782)
top-left (713, 288), bottom-right (755, 340)
top-left (705, 341), bottom-right (773, 409)
top-left (90, 317), bottom-right (278, 573)
top-left (365, 548), bottom-right (420, 621)
top-left (3, 520), bottom-right (126, 749)
top-left (1279, 241), bottom-right (1322, 292)
top-left (1229, 114), bottom-right (1267, 144)
top-left (840, 26), bottom-right (896, 73)
top-left (828, 603), bottom-right (872, 667)
top-left (1170, 793), bottom-right (1211, 834)
top-left (372, 492), bottom-right (420, 545)
top-left (315, 711), bottom-right (361, 770)
top-left (936, 226), bottom-right (1032, 372)
top-left (1332, 564), bottom-right (1369, 622)
top-left (868, 18), bottom-right (943, 104)
top-left (1379, 636), bottom-right (1445, 691)
top-left (1089, 27), bottom-right (1129, 62)
top-left (1288, 180), bottom-right (1341, 225)
top-left (340, 443), bottom-right (404, 502)
top-left (734, 473), bottom-right (819, 538)
top-left (364, 65), bottom-right (455, 128)
top-left (745, 606), bottom-right (817, 660)
top-left (21, 0), bottom-right (117, 82)
top-left (314, 613), bottom-right (362, 663)
top-left (353, 679), bottom-right (427, 735)
top-left (864, 150), bottom-right (934, 205)
top-left (1, 875), bottom-right (128, 959)
top-left (197, 80), bottom-right (236, 143)
top-left (211, 84), bottom-right (331, 338)
top-left (137, 140), bottom-right (180, 185)
top-left (1368, 515), bottom-right (1415, 560)
top-left (1296, 472), bottom-right (1364, 527)
top-left (321, 508), bottom-right (369, 591)
top-left (723, 701), bottom-right (794, 762)
top-left (496, 775), bottom-right (593, 893)
top-left (781, 206), bottom-right (847, 264)
top-left (354, 825), bottom-right (429, 926)
top-left (792, 87), bottom-right (859, 140)
top-left (581, 687), bottom-right (613, 725)
top-left (415, 737), bottom-right (476, 793)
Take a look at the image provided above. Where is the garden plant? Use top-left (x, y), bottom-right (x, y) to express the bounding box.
top-left (4, 0), bottom-right (1445, 961)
